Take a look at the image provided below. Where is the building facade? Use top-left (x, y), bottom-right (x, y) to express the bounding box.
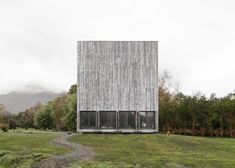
top-left (77, 41), bottom-right (158, 133)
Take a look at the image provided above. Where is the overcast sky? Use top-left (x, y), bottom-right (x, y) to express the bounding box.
top-left (0, 0), bottom-right (234, 97)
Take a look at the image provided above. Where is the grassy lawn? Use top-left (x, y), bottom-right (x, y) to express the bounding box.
top-left (69, 134), bottom-right (235, 168)
top-left (0, 129), bottom-right (69, 168)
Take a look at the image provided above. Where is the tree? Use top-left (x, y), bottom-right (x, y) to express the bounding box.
top-left (63, 85), bottom-right (77, 131)
top-left (17, 103), bottom-right (41, 129)
top-left (8, 118), bottom-right (19, 129)
top-left (34, 103), bottom-right (54, 130)
top-left (0, 104), bottom-right (7, 123)
top-left (52, 95), bottom-right (66, 131)
top-left (68, 84), bottom-right (77, 95)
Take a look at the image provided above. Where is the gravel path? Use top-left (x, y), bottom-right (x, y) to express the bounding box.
top-left (32, 133), bottom-right (94, 168)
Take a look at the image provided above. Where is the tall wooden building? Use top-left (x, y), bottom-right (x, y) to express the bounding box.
top-left (77, 41), bottom-right (158, 133)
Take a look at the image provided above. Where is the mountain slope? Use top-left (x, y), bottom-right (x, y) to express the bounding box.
top-left (0, 91), bottom-right (63, 113)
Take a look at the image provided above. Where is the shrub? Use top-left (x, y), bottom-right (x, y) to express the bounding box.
top-left (8, 119), bottom-right (19, 129)
top-left (0, 153), bottom-right (20, 168)
top-left (0, 123), bottom-right (9, 132)
top-left (0, 152), bottom-right (10, 158)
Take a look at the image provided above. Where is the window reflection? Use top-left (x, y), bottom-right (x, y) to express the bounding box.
top-left (80, 111), bottom-right (96, 129)
top-left (119, 111), bottom-right (136, 129)
top-left (139, 111), bottom-right (155, 129)
top-left (100, 111), bottom-right (116, 129)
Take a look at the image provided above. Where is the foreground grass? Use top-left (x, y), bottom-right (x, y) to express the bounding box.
top-left (0, 129), bottom-right (69, 168)
top-left (69, 134), bottom-right (235, 168)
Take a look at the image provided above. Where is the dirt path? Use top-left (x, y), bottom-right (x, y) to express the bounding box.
top-left (32, 133), bottom-right (94, 168)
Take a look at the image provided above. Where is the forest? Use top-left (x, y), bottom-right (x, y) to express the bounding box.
top-left (159, 71), bottom-right (235, 137)
top-left (0, 71), bottom-right (235, 137)
top-left (0, 84), bottom-right (77, 132)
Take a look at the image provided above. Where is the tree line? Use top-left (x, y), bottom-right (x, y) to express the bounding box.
top-left (1, 71), bottom-right (235, 137)
top-left (159, 71), bottom-right (235, 137)
top-left (0, 84), bottom-right (77, 132)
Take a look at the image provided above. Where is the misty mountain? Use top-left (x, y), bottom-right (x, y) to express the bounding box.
top-left (0, 91), bottom-right (64, 114)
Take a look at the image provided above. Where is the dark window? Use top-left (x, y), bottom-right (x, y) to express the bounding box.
top-left (139, 111), bottom-right (155, 129)
top-left (80, 111), bottom-right (96, 129)
top-left (119, 111), bottom-right (136, 129)
top-left (100, 111), bottom-right (116, 129)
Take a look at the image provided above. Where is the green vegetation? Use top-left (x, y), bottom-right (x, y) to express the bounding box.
top-left (0, 129), bottom-right (69, 168)
top-left (0, 84), bottom-right (77, 132)
top-left (159, 71), bottom-right (235, 137)
top-left (34, 104), bottom-right (54, 130)
top-left (0, 123), bottom-right (9, 132)
top-left (69, 134), bottom-right (235, 168)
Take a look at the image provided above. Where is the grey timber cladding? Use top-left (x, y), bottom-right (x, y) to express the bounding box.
top-left (77, 41), bottom-right (158, 111)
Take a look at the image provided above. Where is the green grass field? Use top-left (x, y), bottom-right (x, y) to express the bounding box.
top-left (0, 129), bottom-right (69, 168)
top-left (1, 130), bottom-right (235, 168)
top-left (69, 134), bottom-right (235, 168)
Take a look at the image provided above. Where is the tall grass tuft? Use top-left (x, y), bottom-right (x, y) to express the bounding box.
top-left (0, 153), bottom-right (20, 168)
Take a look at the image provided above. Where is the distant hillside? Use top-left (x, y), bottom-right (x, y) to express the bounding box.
top-left (0, 91), bottom-right (64, 113)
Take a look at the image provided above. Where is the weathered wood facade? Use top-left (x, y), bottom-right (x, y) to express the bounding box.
top-left (77, 41), bottom-right (158, 133)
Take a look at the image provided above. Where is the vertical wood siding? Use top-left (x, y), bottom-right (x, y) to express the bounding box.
top-left (77, 41), bottom-right (158, 112)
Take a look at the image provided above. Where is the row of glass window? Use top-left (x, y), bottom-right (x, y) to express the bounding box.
top-left (80, 111), bottom-right (155, 129)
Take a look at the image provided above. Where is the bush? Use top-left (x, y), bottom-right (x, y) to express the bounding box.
top-left (0, 123), bottom-right (9, 132)
top-left (0, 153), bottom-right (20, 168)
top-left (8, 119), bottom-right (19, 129)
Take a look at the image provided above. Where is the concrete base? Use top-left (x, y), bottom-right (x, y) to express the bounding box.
top-left (80, 129), bottom-right (158, 134)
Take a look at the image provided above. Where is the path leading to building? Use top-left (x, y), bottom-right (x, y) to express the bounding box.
top-left (32, 133), bottom-right (94, 168)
